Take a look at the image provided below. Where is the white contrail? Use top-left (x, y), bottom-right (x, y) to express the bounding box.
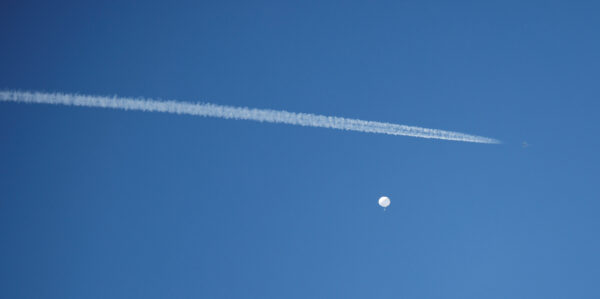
top-left (0, 90), bottom-right (499, 144)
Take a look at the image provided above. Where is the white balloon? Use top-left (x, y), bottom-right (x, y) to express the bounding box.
top-left (378, 196), bottom-right (390, 208)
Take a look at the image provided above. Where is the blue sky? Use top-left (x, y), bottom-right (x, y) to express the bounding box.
top-left (1, 1), bottom-right (599, 298)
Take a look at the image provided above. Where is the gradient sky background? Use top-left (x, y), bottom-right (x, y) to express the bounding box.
top-left (1, 1), bottom-right (599, 298)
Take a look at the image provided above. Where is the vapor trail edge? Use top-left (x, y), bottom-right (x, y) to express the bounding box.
top-left (0, 90), bottom-right (500, 144)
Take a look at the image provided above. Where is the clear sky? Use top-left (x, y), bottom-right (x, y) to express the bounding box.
top-left (1, 1), bottom-right (599, 298)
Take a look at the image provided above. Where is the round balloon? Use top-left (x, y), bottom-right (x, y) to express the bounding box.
top-left (378, 196), bottom-right (390, 208)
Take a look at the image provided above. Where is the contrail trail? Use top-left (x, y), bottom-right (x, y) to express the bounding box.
top-left (0, 90), bottom-right (500, 144)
